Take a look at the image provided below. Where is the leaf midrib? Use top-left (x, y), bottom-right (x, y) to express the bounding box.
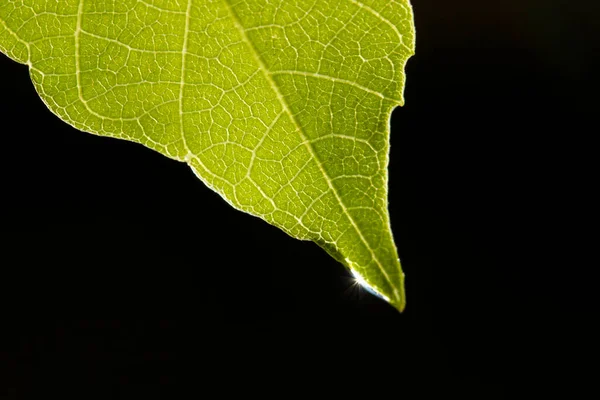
top-left (220, 0), bottom-right (400, 302)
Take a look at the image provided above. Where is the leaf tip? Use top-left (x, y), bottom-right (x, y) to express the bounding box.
top-left (389, 269), bottom-right (407, 313)
top-left (349, 265), bottom-right (406, 312)
top-left (397, 271), bottom-right (407, 312)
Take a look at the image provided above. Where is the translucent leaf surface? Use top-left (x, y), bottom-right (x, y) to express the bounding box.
top-left (0, 0), bottom-right (415, 311)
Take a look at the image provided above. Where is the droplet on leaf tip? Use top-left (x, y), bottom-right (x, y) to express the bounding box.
top-left (350, 267), bottom-right (390, 303)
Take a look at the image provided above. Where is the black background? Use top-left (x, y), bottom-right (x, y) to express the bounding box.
top-left (0, 0), bottom-right (596, 398)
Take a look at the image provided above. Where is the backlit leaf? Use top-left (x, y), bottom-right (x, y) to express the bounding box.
top-left (0, 0), bottom-right (415, 311)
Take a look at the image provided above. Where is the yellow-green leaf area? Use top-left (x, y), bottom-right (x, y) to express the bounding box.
top-left (0, 0), bottom-right (415, 311)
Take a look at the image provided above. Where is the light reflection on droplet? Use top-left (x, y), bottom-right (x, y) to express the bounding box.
top-left (350, 268), bottom-right (390, 303)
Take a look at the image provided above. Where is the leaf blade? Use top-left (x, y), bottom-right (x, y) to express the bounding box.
top-left (0, 0), bottom-right (415, 311)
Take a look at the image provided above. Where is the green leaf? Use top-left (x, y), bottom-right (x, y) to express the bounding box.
top-left (0, 0), bottom-right (415, 311)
